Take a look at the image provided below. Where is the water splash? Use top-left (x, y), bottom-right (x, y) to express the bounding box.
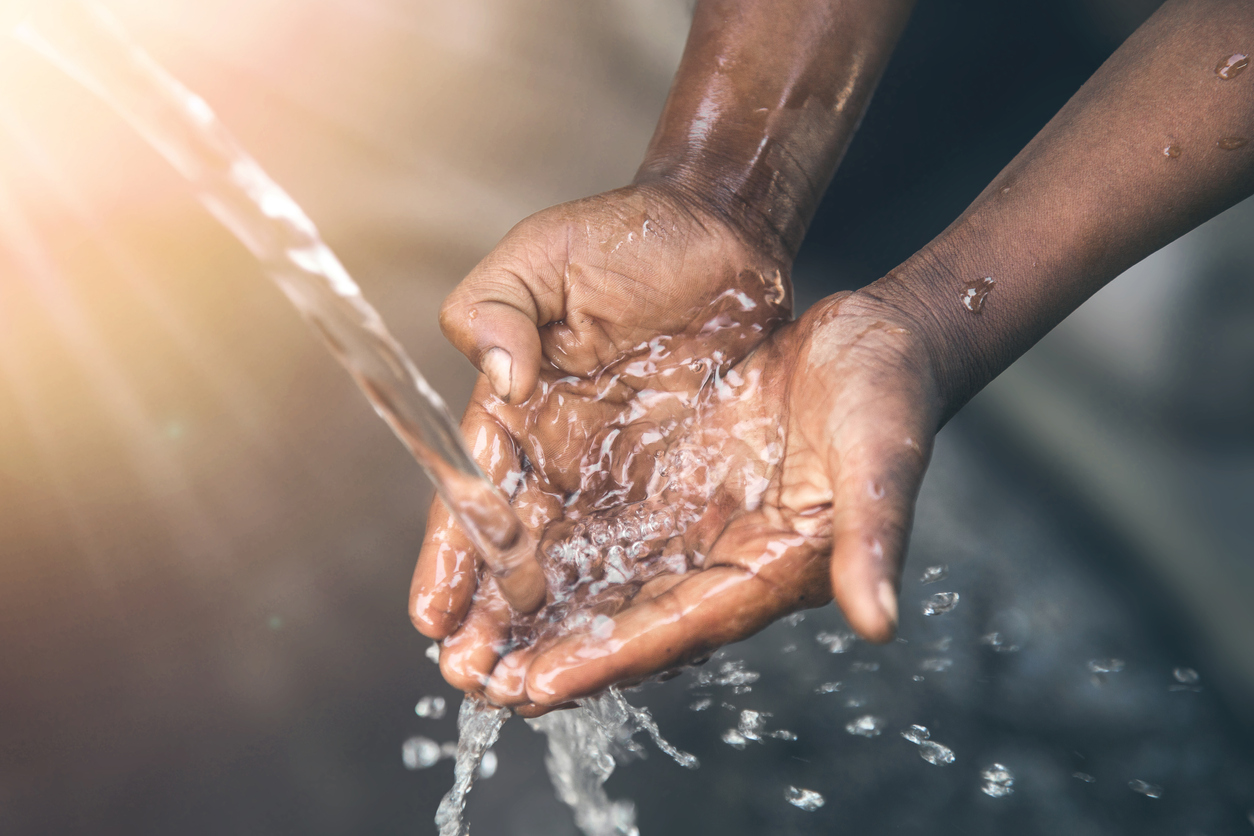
top-left (415, 696), bottom-right (448, 719)
top-left (13, 0), bottom-right (544, 611)
top-left (980, 763), bottom-right (1015, 797)
top-left (434, 698), bottom-right (510, 836)
top-left (784, 786), bottom-right (825, 811)
top-left (527, 688), bottom-right (698, 836)
top-left (1128, 778), bottom-right (1163, 798)
top-left (921, 592), bottom-right (960, 616)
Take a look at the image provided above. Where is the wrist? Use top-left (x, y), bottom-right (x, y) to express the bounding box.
top-left (634, 152), bottom-right (808, 268)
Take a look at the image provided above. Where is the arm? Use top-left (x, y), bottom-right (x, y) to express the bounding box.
top-left (881, 0), bottom-right (1254, 418)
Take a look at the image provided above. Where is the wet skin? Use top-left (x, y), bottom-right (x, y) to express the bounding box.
top-left (413, 0), bottom-right (1254, 709)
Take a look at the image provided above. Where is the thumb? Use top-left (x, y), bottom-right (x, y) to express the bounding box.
top-left (439, 252), bottom-right (560, 404)
top-left (827, 421), bottom-right (933, 643)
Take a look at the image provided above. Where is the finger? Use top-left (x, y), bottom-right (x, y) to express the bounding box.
top-left (524, 522), bottom-right (825, 705)
top-left (439, 242), bottom-right (565, 404)
top-left (410, 381), bottom-right (525, 637)
top-left (827, 417), bottom-right (933, 643)
top-left (439, 583), bottom-right (512, 693)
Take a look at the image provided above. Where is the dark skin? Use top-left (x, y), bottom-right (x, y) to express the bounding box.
top-left (413, 0), bottom-right (1254, 711)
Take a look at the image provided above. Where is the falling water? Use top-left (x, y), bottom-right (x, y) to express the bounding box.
top-left (10, 0), bottom-right (544, 610)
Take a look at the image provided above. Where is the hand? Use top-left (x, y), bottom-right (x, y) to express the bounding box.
top-left (445, 287), bottom-right (942, 709)
top-left (408, 181), bottom-right (792, 682)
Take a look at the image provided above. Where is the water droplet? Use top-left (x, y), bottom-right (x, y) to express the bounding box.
top-left (920, 657), bottom-right (953, 673)
top-left (815, 681), bottom-right (844, 694)
top-left (1173, 667), bottom-right (1200, 684)
top-left (980, 632), bottom-right (1021, 653)
top-left (785, 786), bottom-right (825, 811)
top-left (981, 763), bottom-right (1015, 797)
top-left (402, 736), bottom-right (442, 769)
top-left (1128, 779), bottom-right (1163, 798)
top-left (845, 715), bottom-right (885, 738)
top-left (918, 740), bottom-right (955, 766)
top-left (1073, 771), bottom-right (1096, 783)
top-left (477, 750), bottom-right (498, 779)
top-left (912, 674), bottom-right (925, 682)
top-left (901, 724), bottom-right (931, 744)
top-left (1163, 144), bottom-right (1181, 158)
top-left (722, 728), bottom-right (748, 749)
top-left (1087, 658), bottom-right (1126, 674)
top-left (850, 661), bottom-right (880, 673)
top-left (769, 729), bottom-right (798, 741)
top-left (1218, 136), bottom-right (1249, 150)
top-left (415, 695), bottom-right (448, 719)
top-left (960, 276), bottom-right (995, 313)
top-left (425, 642), bottom-right (441, 664)
top-left (1216, 53), bottom-right (1249, 79)
top-left (919, 564), bottom-right (949, 584)
top-left (738, 709), bottom-right (769, 742)
top-left (781, 612), bottom-right (806, 627)
top-left (867, 479), bottom-right (886, 499)
top-left (689, 697), bottom-right (713, 711)
top-left (922, 592), bottom-right (960, 616)
top-left (843, 696), bottom-right (867, 709)
top-left (816, 630), bottom-right (857, 653)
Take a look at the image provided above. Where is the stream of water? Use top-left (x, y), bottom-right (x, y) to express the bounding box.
top-left (11, 0), bottom-right (546, 612)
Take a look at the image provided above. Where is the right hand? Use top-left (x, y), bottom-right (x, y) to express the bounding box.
top-left (410, 181), bottom-right (793, 683)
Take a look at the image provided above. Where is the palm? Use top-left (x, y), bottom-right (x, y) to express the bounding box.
top-left (421, 286), bottom-right (942, 710)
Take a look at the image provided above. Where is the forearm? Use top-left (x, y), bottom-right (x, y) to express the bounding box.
top-left (635, 0), bottom-right (915, 262)
top-left (879, 0), bottom-right (1254, 416)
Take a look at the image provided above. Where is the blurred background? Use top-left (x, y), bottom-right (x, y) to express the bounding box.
top-left (0, 0), bottom-right (1251, 833)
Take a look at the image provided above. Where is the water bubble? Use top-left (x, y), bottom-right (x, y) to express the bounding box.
top-left (689, 697), bottom-right (713, 711)
top-left (1173, 667), bottom-right (1200, 684)
top-left (845, 715), bottom-right (885, 738)
top-left (960, 277), bottom-right (995, 313)
top-left (980, 632), bottom-right (1020, 653)
top-left (402, 736), bottom-right (442, 770)
top-left (1073, 772), bottom-right (1096, 783)
top-left (1128, 779), bottom-right (1163, 798)
top-left (477, 750), bottom-right (498, 779)
top-left (919, 564), bottom-right (949, 584)
top-left (901, 724), bottom-right (931, 744)
top-left (785, 786), bottom-right (826, 811)
top-left (918, 740), bottom-right (955, 766)
top-left (1087, 658), bottom-right (1126, 674)
top-left (850, 661), bottom-right (880, 673)
top-left (1216, 53), bottom-right (1250, 79)
top-left (919, 658), bottom-right (953, 673)
top-left (980, 763), bottom-right (1015, 797)
top-left (816, 630), bottom-right (857, 653)
top-left (426, 642), bottom-right (441, 664)
top-left (1163, 144), bottom-right (1182, 158)
top-left (815, 681), bottom-right (844, 694)
top-left (922, 592), bottom-right (960, 616)
top-left (415, 695), bottom-right (448, 719)
top-left (781, 612), bottom-right (806, 627)
top-left (722, 728), bottom-right (748, 749)
top-left (1218, 136), bottom-right (1249, 150)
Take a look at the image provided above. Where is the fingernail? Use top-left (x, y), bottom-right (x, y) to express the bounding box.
top-left (481, 347), bottom-right (512, 401)
top-left (877, 579), bottom-right (899, 629)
